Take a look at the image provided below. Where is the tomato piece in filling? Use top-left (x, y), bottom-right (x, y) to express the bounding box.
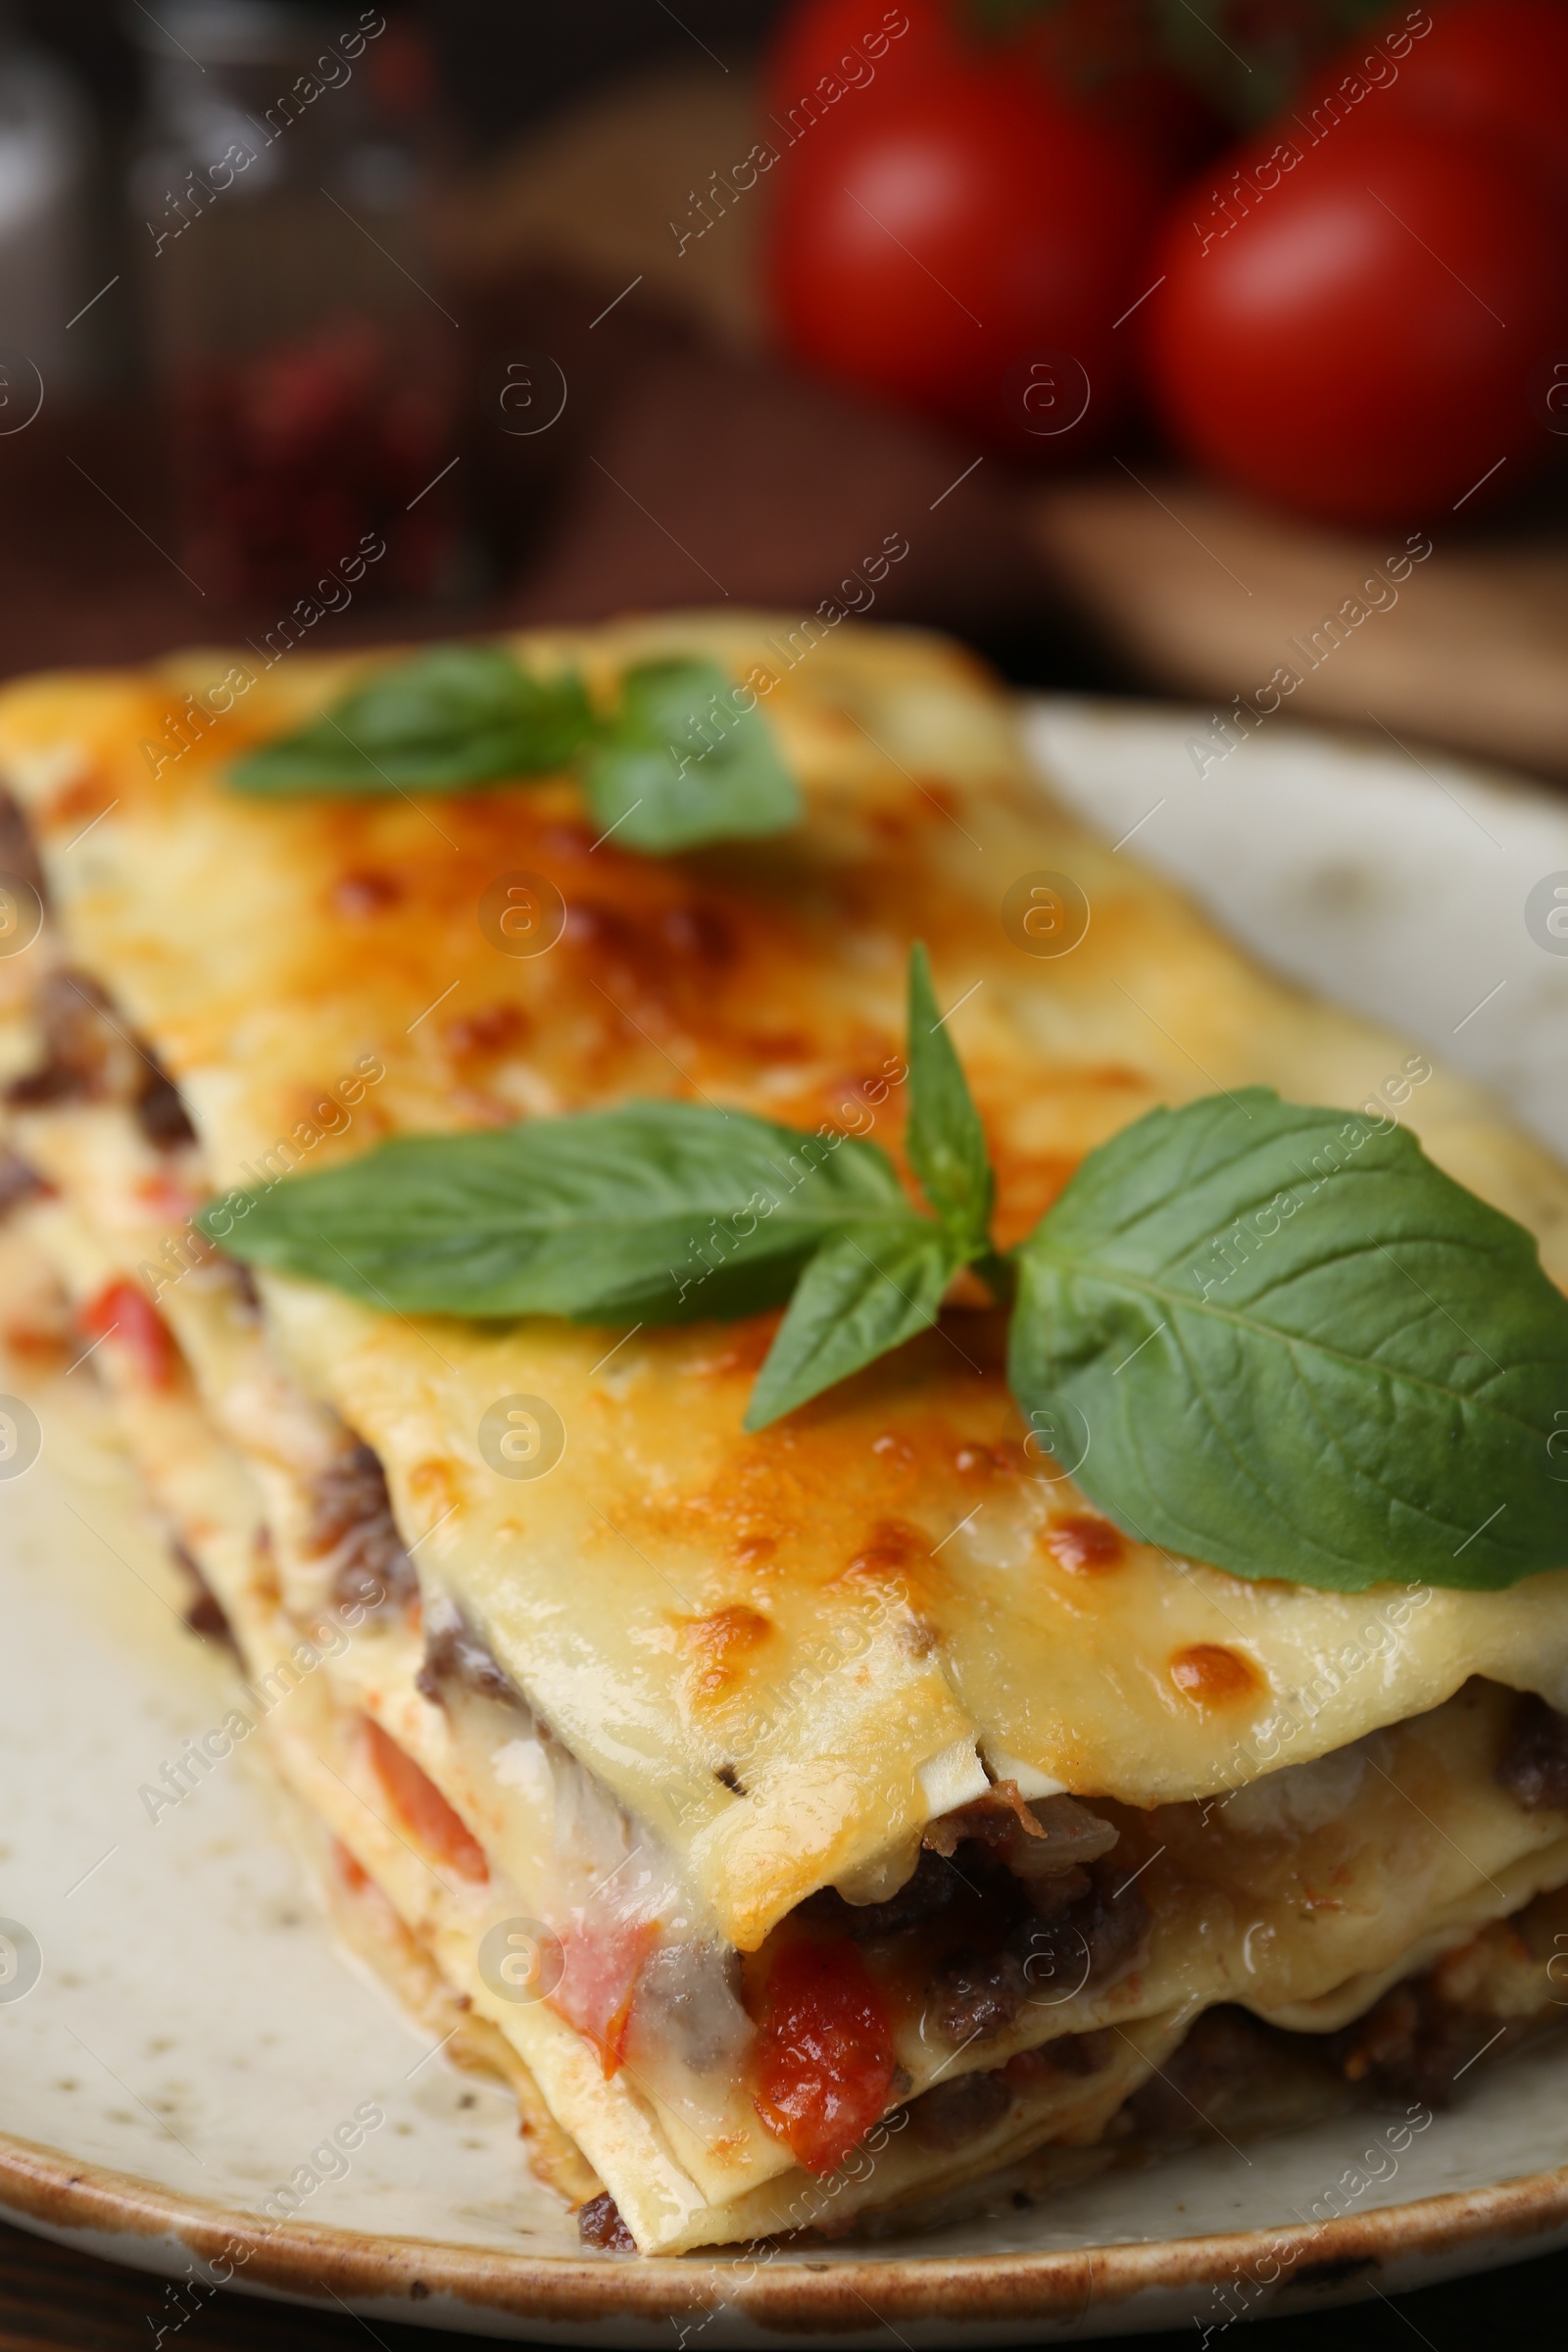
top-left (333, 1838), bottom-right (369, 1893)
top-left (81, 1278), bottom-right (179, 1389)
top-left (752, 1936), bottom-right (897, 2177)
top-left (364, 1717), bottom-right (488, 1884)
top-left (553, 1921), bottom-right (659, 2078)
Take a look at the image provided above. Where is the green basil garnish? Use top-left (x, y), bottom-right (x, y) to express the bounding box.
top-left (1009, 1092), bottom-right (1568, 1592)
top-left (742, 1219), bottom-right (965, 1432)
top-left (905, 942), bottom-right (992, 1250)
top-left (741, 945), bottom-right (994, 1427)
top-left (202, 1099), bottom-right (913, 1325)
top-left (229, 644), bottom-right (595, 794)
top-left (200, 953), bottom-right (1568, 1592)
top-left (227, 645), bottom-right (802, 855)
top-left (582, 658), bottom-right (800, 855)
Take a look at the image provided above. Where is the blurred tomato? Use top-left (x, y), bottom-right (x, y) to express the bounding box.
top-left (1002, 0), bottom-right (1227, 180)
top-left (1298, 0), bottom-right (1568, 205)
top-left (762, 0), bottom-right (956, 124)
top-left (765, 67), bottom-right (1161, 451)
top-left (1072, 63), bottom-right (1227, 182)
top-left (1143, 121), bottom-right (1568, 525)
top-left (764, 0), bottom-right (1224, 184)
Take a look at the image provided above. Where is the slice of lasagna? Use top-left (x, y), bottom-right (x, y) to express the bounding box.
top-left (5, 615), bottom-right (1568, 2254)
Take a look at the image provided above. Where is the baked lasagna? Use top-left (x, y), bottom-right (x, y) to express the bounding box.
top-left (4, 614), bottom-right (1568, 2254)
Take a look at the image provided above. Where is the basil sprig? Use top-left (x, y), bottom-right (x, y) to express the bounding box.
top-left (227, 644), bottom-right (802, 856)
top-left (582, 659), bottom-right (799, 855)
top-left (1010, 1091), bottom-right (1568, 1592)
top-left (743, 946), bottom-right (996, 1426)
top-left (200, 955), bottom-right (1568, 1592)
top-left (203, 1100), bottom-right (913, 1326)
top-left (228, 645), bottom-right (594, 794)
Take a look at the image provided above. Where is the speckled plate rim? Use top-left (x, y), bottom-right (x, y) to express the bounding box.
top-left (3, 2126), bottom-right (1568, 2341)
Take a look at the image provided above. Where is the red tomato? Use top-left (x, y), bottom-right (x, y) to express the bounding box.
top-left (766, 67), bottom-right (1161, 451)
top-left (364, 1717), bottom-right (490, 1884)
top-left (762, 0), bottom-right (956, 127)
top-left (763, 0), bottom-right (1224, 185)
top-left (1298, 0), bottom-right (1568, 205)
top-left (752, 1936), bottom-right (897, 2177)
top-left (1002, 0), bottom-right (1227, 181)
top-left (80, 1278), bottom-right (179, 1389)
top-left (333, 1839), bottom-right (370, 1893)
top-left (553, 1921), bottom-right (660, 2078)
top-left (1144, 121), bottom-right (1568, 525)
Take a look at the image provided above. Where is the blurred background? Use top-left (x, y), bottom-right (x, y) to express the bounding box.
top-left (0, 0), bottom-right (1565, 778)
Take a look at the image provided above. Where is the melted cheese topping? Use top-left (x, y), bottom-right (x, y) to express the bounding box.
top-left (7, 615), bottom-right (1568, 1963)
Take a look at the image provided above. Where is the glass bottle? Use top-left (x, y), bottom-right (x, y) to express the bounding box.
top-left (128, 1), bottom-right (456, 606)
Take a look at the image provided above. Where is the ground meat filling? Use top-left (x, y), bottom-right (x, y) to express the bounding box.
top-left (0, 786), bottom-right (44, 902)
top-left (804, 1847), bottom-right (963, 1942)
top-left (1335, 1979), bottom-right (1515, 2110)
top-left (925, 1856), bottom-right (1149, 2046)
top-left (416, 1610), bottom-right (520, 1708)
top-left (807, 1790), bottom-right (1121, 1950)
top-left (134, 1060), bottom-right (197, 1149)
top-left (906, 2068), bottom-right (1013, 2152)
top-left (927, 1948), bottom-right (1031, 2046)
top-left (309, 1441), bottom-right (417, 1616)
top-left (0, 1142), bottom-right (44, 1221)
top-left (1012, 1865), bottom-right (1150, 1996)
top-left (802, 1788), bottom-right (1140, 2072)
top-left (1494, 1692), bottom-right (1568, 1812)
top-left (5, 965), bottom-right (195, 1148)
top-left (1123, 2007), bottom-right (1293, 2138)
top-left (577, 2191), bottom-right (636, 2252)
top-left (1029, 2026), bottom-right (1114, 2078)
top-left (7, 969), bottom-right (141, 1106)
top-left (170, 1537), bottom-right (240, 1655)
top-left (891, 2025), bottom-right (1118, 2156)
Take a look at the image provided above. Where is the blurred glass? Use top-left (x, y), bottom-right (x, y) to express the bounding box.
top-left (0, 7), bottom-right (89, 402)
top-left (128, 0), bottom-right (456, 605)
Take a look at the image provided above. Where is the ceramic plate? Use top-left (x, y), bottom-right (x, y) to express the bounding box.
top-left (4, 697), bottom-right (1568, 2345)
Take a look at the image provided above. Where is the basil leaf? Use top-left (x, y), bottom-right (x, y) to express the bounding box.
top-left (1009, 1089), bottom-right (1568, 1592)
top-left (229, 644), bottom-right (593, 794)
top-left (745, 1219), bottom-right (962, 1431)
top-left (581, 660), bottom-right (801, 854)
top-left (906, 940), bottom-right (994, 1254)
top-left (227, 646), bottom-right (806, 858)
top-left (200, 1101), bottom-right (911, 1324)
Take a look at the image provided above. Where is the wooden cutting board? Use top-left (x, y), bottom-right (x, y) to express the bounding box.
top-left (1030, 471), bottom-right (1568, 781)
